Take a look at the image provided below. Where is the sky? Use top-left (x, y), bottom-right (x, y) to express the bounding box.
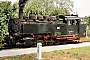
top-left (71, 0), bottom-right (90, 17)
top-left (3, 0), bottom-right (90, 17)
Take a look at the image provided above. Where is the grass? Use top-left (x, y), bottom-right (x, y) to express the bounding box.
top-left (0, 46), bottom-right (90, 60)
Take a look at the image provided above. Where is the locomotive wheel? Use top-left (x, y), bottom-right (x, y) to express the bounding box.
top-left (62, 41), bottom-right (66, 44)
top-left (46, 39), bottom-right (54, 46)
top-left (55, 40), bottom-right (60, 45)
top-left (47, 42), bottom-right (53, 46)
top-left (32, 43), bottom-right (37, 47)
top-left (61, 40), bottom-right (67, 44)
top-left (42, 42), bottom-right (46, 46)
top-left (55, 42), bottom-right (60, 45)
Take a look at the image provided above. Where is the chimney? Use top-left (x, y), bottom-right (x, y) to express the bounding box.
top-left (19, 0), bottom-right (28, 19)
top-left (19, 0), bottom-right (24, 19)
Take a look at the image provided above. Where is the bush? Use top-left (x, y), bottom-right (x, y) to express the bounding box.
top-left (0, 1), bottom-right (18, 48)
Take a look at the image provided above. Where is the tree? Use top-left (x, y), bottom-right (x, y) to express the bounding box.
top-left (85, 16), bottom-right (90, 26)
top-left (0, 1), bottom-right (18, 48)
top-left (85, 16), bottom-right (90, 37)
top-left (24, 0), bottom-right (74, 16)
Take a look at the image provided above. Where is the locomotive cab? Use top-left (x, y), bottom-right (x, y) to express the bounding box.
top-left (64, 15), bottom-right (86, 41)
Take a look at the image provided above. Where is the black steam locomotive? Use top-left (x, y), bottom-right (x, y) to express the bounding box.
top-left (5, 14), bottom-right (86, 47)
top-left (4, 0), bottom-right (86, 47)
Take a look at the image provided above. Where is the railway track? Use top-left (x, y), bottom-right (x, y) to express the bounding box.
top-left (1, 41), bottom-right (80, 50)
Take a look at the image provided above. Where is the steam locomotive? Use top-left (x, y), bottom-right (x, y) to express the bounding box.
top-left (4, 14), bottom-right (86, 47)
top-left (4, 0), bottom-right (86, 47)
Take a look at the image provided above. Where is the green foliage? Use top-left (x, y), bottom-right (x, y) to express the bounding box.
top-left (0, 12), bottom-right (7, 42)
top-left (87, 28), bottom-right (90, 37)
top-left (0, 1), bottom-right (18, 47)
top-left (85, 16), bottom-right (90, 37)
top-left (85, 16), bottom-right (90, 26)
top-left (24, 0), bottom-right (74, 16)
top-left (0, 2), bottom-right (18, 18)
